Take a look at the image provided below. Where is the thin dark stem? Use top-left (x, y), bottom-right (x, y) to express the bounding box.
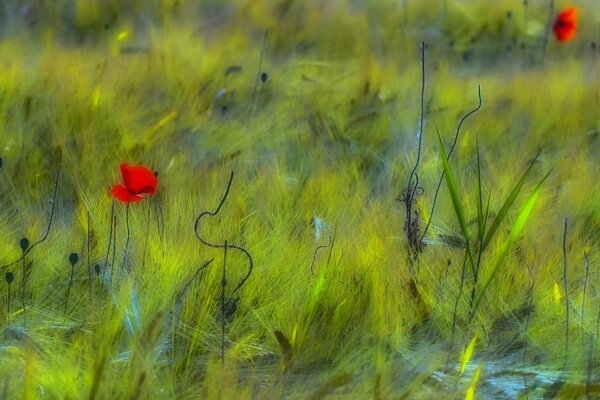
top-left (194, 172), bottom-right (253, 295)
top-left (562, 217), bottom-right (569, 368)
top-left (103, 200), bottom-right (115, 285)
top-left (64, 263), bottom-right (75, 317)
top-left (422, 85), bottom-right (482, 242)
top-left (87, 211), bottom-right (92, 302)
top-left (522, 263), bottom-right (535, 399)
top-left (221, 241), bottom-right (227, 368)
top-left (141, 200), bottom-right (152, 273)
top-left (154, 197), bottom-right (165, 240)
top-left (119, 200), bottom-right (131, 281)
top-left (1, 152), bottom-right (62, 271)
top-left (110, 216), bottom-right (117, 286)
top-left (541, 0), bottom-right (554, 63)
top-left (21, 250), bottom-right (26, 322)
top-left (404, 42), bottom-right (426, 252)
top-left (310, 235), bottom-right (333, 276)
top-left (154, 197), bottom-right (165, 258)
top-left (582, 252), bottom-right (590, 338)
top-left (448, 249), bottom-right (468, 370)
top-left (250, 30), bottom-right (269, 116)
top-left (174, 259), bottom-right (214, 304)
top-left (7, 282), bottom-right (11, 316)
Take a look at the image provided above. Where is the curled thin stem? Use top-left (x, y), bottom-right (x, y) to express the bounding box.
top-left (422, 85), bottom-right (482, 242)
top-left (1, 151), bottom-right (62, 271)
top-left (310, 235), bottom-right (333, 276)
top-left (194, 171), bottom-right (253, 295)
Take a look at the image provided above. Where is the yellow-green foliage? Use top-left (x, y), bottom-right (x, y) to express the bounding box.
top-left (0, 0), bottom-right (598, 398)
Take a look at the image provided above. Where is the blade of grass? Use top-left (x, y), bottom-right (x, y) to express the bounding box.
top-left (476, 139), bottom-right (484, 244)
top-left (437, 130), bottom-right (476, 272)
top-left (481, 150), bottom-right (541, 252)
top-left (472, 168), bottom-right (552, 315)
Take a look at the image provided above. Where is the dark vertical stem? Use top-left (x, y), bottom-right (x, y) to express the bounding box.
top-left (103, 200), bottom-right (115, 286)
top-left (447, 249), bottom-right (468, 370)
top-left (87, 211), bottom-right (92, 301)
top-left (582, 252), bottom-right (590, 339)
top-left (541, 0), bottom-right (555, 63)
top-left (21, 250), bottom-right (26, 323)
top-left (250, 30), bottom-right (268, 116)
top-left (7, 281), bottom-right (11, 316)
top-left (64, 264), bottom-right (75, 317)
top-left (154, 198), bottom-right (165, 257)
top-left (405, 42), bottom-right (426, 255)
top-left (119, 201), bottom-right (131, 279)
top-left (221, 240), bottom-right (228, 368)
top-left (421, 86), bottom-right (482, 242)
top-left (110, 216), bottom-right (117, 286)
top-left (522, 263), bottom-right (535, 399)
top-left (141, 200), bottom-right (152, 273)
top-left (562, 218), bottom-right (569, 367)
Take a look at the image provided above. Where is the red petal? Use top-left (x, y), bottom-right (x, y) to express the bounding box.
top-left (112, 185), bottom-right (145, 203)
top-left (121, 164), bottom-right (158, 195)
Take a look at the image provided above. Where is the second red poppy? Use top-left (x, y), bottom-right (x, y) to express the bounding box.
top-left (553, 7), bottom-right (577, 42)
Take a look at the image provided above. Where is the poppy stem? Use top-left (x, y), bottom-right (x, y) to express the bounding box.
top-left (140, 199), bottom-right (152, 273)
top-left (64, 263), bottom-right (75, 318)
top-left (541, 0), bottom-right (555, 63)
top-left (21, 249), bottom-right (26, 324)
top-left (250, 29), bottom-right (268, 116)
top-left (562, 217), bottom-right (569, 369)
top-left (87, 211), bottom-right (92, 302)
top-left (110, 216), bottom-right (117, 286)
top-left (7, 280), bottom-right (11, 316)
top-left (103, 199), bottom-right (115, 288)
top-left (221, 240), bottom-right (227, 368)
top-left (119, 201), bottom-right (131, 281)
top-left (154, 197), bottom-right (165, 257)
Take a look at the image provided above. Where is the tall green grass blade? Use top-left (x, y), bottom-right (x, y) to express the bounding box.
top-left (481, 150), bottom-right (541, 252)
top-left (437, 130), bottom-right (476, 271)
top-left (472, 169), bottom-right (552, 315)
top-left (476, 140), bottom-right (484, 244)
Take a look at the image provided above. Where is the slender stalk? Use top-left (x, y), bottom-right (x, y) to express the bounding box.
top-left (541, 0), bottom-right (555, 63)
top-left (21, 248), bottom-right (27, 323)
top-left (422, 85), bottom-right (482, 242)
top-left (582, 252), bottom-right (590, 338)
top-left (1, 152), bottom-right (61, 272)
top-left (103, 200), bottom-right (115, 286)
top-left (404, 42), bottom-right (426, 256)
top-left (448, 249), bottom-right (468, 370)
top-left (64, 264), bottom-right (75, 317)
top-left (221, 240), bottom-right (228, 367)
top-left (87, 211), bottom-right (92, 302)
top-left (119, 201), bottom-right (131, 280)
top-left (562, 218), bottom-right (569, 367)
top-left (250, 30), bottom-right (269, 116)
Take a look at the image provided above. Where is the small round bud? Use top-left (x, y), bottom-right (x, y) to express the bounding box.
top-left (5, 272), bottom-right (14, 283)
top-left (260, 72), bottom-right (268, 82)
top-left (69, 253), bottom-right (79, 266)
top-left (19, 238), bottom-right (29, 251)
top-left (94, 264), bottom-right (101, 275)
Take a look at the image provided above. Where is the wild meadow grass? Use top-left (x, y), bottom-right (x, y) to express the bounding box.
top-left (0, 0), bottom-right (598, 398)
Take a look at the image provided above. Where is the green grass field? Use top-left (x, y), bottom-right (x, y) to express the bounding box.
top-left (0, 0), bottom-right (598, 398)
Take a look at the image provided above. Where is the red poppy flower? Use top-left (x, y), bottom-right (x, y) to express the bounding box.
top-left (553, 7), bottom-right (578, 42)
top-left (111, 163), bottom-right (158, 203)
